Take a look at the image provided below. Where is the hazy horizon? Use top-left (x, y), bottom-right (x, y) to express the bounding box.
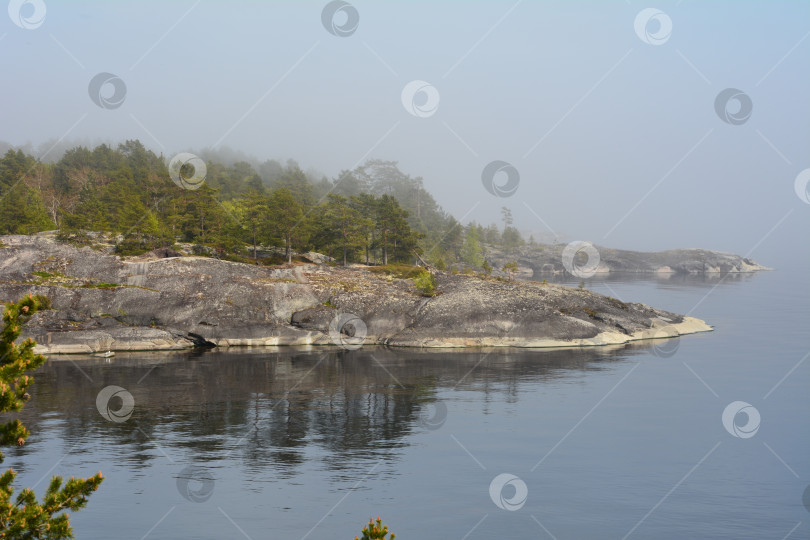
top-left (2, 1), bottom-right (808, 268)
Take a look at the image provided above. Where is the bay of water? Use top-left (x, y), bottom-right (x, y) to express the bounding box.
top-left (8, 269), bottom-right (809, 539)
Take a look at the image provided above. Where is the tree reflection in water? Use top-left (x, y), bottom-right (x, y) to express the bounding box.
top-left (15, 344), bottom-right (647, 478)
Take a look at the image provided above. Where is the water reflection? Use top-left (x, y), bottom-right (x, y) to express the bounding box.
top-left (15, 345), bottom-right (648, 478)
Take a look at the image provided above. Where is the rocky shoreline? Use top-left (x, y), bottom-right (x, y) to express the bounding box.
top-left (483, 243), bottom-right (770, 280)
top-left (0, 235), bottom-right (737, 354)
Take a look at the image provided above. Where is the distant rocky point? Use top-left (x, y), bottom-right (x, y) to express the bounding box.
top-left (0, 235), bottom-right (746, 354)
top-left (483, 244), bottom-right (769, 280)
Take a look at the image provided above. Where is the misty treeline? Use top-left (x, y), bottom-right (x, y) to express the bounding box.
top-left (0, 140), bottom-right (530, 267)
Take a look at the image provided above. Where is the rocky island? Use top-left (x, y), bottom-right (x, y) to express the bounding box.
top-left (0, 234), bottom-right (758, 354)
top-left (482, 243), bottom-right (770, 280)
top-left (0, 146), bottom-right (773, 355)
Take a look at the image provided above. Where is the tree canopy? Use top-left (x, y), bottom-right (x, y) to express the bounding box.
top-left (0, 142), bottom-right (526, 267)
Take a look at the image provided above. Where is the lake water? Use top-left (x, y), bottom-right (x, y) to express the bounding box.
top-left (8, 269), bottom-right (809, 539)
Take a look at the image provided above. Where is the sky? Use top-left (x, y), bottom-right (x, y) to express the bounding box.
top-left (1, 0), bottom-right (808, 269)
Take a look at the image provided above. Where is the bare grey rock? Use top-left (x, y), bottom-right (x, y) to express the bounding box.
top-left (0, 235), bottom-right (712, 353)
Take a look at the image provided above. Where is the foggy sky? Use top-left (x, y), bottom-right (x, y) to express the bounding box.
top-left (1, 1), bottom-right (808, 269)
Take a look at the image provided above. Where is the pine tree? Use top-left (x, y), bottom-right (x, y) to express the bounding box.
top-left (349, 194), bottom-right (378, 264)
top-left (321, 195), bottom-right (370, 266)
top-left (0, 150), bottom-right (55, 235)
top-left (235, 191), bottom-right (270, 260)
top-left (0, 295), bottom-right (103, 538)
top-left (354, 516), bottom-right (396, 540)
top-left (268, 188), bottom-right (303, 264)
top-left (272, 166), bottom-right (314, 209)
top-left (460, 225), bottom-right (484, 267)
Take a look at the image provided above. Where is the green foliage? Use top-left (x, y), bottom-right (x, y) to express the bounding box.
top-left (0, 143), bottom-right (530, 267)
top-left (372, 194), bottom-right (422, 265)
top-left (483, 223), bottom-right (501, 245)
top-left (267, 188), bottom-right (303, 263)
top-left (578, 280), bottom-right (585, 289)
top-left (0, 295), bottom-right (103, 538)
top-left (82, 282), bottom-right (119, 290)
top-left (502, 261), bottom-right (518, 281)
top-left (501, 226), bottom-right (524, 250)
top-left (311, 194), bottom-right (369, 266)
top-left (0, 185), bottom-right (55, 235)
top-left (269, 165), bottom-right (314, 208)
top-left (412, 270), bottom-right (437, 297)
top-left (481, 260), bottom-right (492, 276)
top-left (355, 517), bottom-right (396, 540)
top-left (55, 230), bottom-right (94, 248)
top-left (232, 190), bottom-right (269, 260)
top-left (460, 225), bottom-right (483, 267)
top-left (0, 150), bottom-right (56, 235)
top-left (27, 271), bottom-right (124, 291)
top-left (428, 216), bottom-right (462, 265)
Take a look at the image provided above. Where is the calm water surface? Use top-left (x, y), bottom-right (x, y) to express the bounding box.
top-left (8, 269), bottom-right (810, 539)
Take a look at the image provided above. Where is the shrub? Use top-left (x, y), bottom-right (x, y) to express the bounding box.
top-left (114, 239), bottom-right (156, 256)
top-left (56, 229), bottom-right (94, 247)
top-left (412, 271), bottom-right (437, 297)
top-left (192, 244), bottom-right (210, 256)
top-left (502, 261), bottom-right (518, 281)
